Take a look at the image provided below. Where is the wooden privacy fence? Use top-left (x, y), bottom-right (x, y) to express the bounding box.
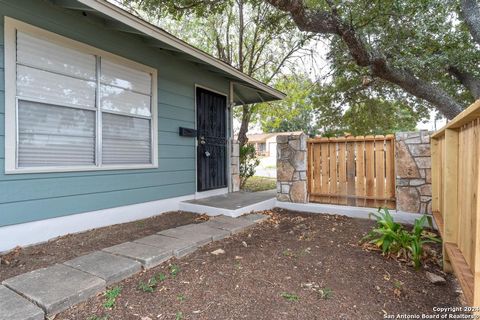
top-left (431, 100), bottom-right (480, 307)
top-left (307, 135), bottom-right (396, 209)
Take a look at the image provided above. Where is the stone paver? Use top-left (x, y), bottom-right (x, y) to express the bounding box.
top-left (0, 214), bottom-right (265, 318)
top-left (158, 223), bottom-right (229, 244)
top-left (241, 213), bottom-right (269, 223)
top-left (64, 251), bottom-right (142, 285)
top-left (0, 285), bottom-right (44, 320)
top-left (205, 215), bottom-right (256, 233)
top-left (2, 264), bottom-right (105, 316)
top-left (134, 234), bottom-right (197, 257)
top-left (102, 242), bottom-right (172, 269)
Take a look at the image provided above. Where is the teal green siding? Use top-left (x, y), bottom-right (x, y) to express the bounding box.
top-left (0, 0), bottom-right (231, 226)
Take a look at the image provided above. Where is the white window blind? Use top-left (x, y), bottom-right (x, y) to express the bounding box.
top-left (14, 31), bottom-right (154, 170)
top-left (18, 101), bottom-right (95, 167)
top-left (100, 58), bottom-right (152, 165)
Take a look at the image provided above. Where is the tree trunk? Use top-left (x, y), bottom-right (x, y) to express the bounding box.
top-left (461, 0), bottom-right (480, 46)
top-left (237, 105), bottom-right (251, 147)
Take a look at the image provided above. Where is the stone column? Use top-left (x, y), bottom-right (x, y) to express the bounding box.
top-left (395, 131), bottom-right (432, 214)
top-left (276, 133), bottom-right (308, 203)
top-left (230, 140), bottom-right (240, 192)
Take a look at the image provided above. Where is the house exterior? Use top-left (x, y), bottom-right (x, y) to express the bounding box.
top-left (247, 132), bottom-right (302, 157)
top-left (0, 0), bottom-right (284, 252)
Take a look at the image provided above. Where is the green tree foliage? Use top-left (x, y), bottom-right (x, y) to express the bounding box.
top-left (266, 0), bottom-right (480, 119)
top-left (121, 0), bottom-right (315, 146)
top-left (257, 75), bottom-right (425, 136)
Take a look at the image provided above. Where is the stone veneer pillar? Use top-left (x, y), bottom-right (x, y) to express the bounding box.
top-left (395, 131), bottom-right (432, 214)
top-left (276, 133), bottom-right (308, 203)
top-left (230, 140), bottom-right (240, 192)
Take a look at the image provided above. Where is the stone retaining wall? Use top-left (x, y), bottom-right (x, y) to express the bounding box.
top-left (276, 133), bottom-right (308, 203)
top-left (395, 131), bottom-right (432, 214)
top-left (274, 131), bottom-right (433, 215)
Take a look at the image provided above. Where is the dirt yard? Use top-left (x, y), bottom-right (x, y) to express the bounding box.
top-left (0, 211), bottom-right (199, 282)
top-left (49, 209), bottom-right (462, 320)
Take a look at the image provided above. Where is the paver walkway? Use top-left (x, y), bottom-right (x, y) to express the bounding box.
top-left (0, 214), bottom-right (267, 319)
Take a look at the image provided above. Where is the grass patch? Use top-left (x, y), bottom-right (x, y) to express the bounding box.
top-left (318, 287), bottom-right (333, 300)
top-left (280, 292), bottom-right (299, 302)
top-left (242, 176), bottom-right (276, 192)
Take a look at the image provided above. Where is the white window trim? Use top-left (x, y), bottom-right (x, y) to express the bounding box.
top-left (4, 17), bottom-right (158, 174)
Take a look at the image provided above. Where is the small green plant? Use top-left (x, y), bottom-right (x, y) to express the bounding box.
top-left (318, 287), bottom-right (333, 300)
top-left (282, 249), bottom-right (293, 257)
top-left (155, 272), bottom-right (167, 282)
top-left (234, 260), bottom-right (242, 270)
top-left (175, 311), bottom-right (183, 320)
top-left (135, 221), bottom-right (146, 228)
top-left (170, 265), bottom-right (180, 277)
top-left (393, 279), bottom-right (403, 290)
top-left (177, 294), bottom-right (185, 302)
top-left (239, 143), bottom-right (260, 189)
top-left (103, 286), bottom-right (122, 309)
top-left (138, 277), bottom-right (158, 293)
top-left (280, 292), bottom-right (299, 302)
top-left (363, 208), bottom-right (441, 269)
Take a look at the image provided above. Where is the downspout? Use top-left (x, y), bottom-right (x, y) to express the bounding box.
top-left (228, 82), bottom-right (235, 192)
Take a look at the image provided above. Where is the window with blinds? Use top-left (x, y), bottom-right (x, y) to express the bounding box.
top-left (13, 30), bottom-right (156, 170)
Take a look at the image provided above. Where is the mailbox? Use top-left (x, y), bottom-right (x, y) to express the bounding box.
top-left (179, 127), bottom-right (197, 137)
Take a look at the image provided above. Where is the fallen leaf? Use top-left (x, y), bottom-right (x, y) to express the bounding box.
top-left (211, 249), bottom-right (225, 255)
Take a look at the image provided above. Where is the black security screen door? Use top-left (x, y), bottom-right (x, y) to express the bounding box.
top-left (196, 87), bottom-right (228, 192)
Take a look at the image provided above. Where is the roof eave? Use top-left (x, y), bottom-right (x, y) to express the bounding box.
top-left (75, 0), bottom-right (286, 101)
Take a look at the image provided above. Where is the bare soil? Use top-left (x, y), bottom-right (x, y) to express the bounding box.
top-left (0, 211), bottom-right (199, 282)
top-left (54, 209), bottom-right (461, 320)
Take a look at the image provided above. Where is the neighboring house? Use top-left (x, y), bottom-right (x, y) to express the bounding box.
top-left (247, 132), bottom-right (303, 157)
top-left (0, 0), bottom-right (284, 252)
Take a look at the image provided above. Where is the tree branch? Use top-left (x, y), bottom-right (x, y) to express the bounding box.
top-left (266, 0), bottom-right (464, 119)
top-left (460, 0), bottom-right (480, 45)
top-left (448, 66), bottom-right (480, 99)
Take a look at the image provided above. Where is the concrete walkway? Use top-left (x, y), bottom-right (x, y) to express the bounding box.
top-left (0, 214), bottom-right (267, 319)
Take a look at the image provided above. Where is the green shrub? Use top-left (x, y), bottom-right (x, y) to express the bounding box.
top-left (239, 144), bottom-right (260, 189)
top-left (363, 208), bottom-right (441, 269)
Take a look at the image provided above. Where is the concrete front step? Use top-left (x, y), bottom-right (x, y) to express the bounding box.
top-left (2, 264), bottom-right (105, 317)
top-left (0, 213), bottom-right (268, 318)
top-left (63, 251), bottom-right (142, 285)
top-left (0, 285), bottom-right (44, 320)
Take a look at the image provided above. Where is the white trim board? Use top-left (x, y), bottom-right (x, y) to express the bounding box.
top-left (0, 194), bottom-right (195, 253)
top-left (179, 197), bottom-right (276, 218)
top-left (0, 197), bottom-right (428, 253)
top-left (275, 202), bottom-right (426, 226)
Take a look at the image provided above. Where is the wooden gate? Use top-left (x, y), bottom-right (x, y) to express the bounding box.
top-left (307, 135), bottom-right (396, 209)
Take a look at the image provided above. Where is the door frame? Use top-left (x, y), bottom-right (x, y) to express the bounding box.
top-left (194, 84), bottom-right (230, 198)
